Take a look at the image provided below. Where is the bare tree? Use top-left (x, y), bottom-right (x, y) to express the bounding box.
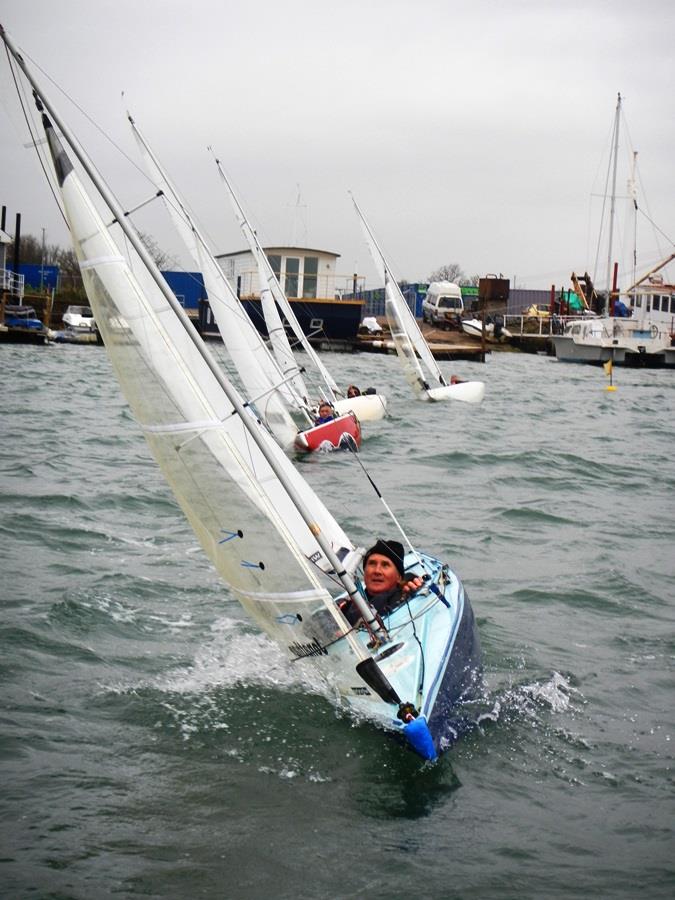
top-left (137, 231), bottom-right (178, 271)
top-left (6, 233), bottom-right (62, 266)
top-left (427, 263), bottom-right (465, 284)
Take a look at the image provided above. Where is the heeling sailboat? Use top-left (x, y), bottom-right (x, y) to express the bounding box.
top-left (126, 113), bottom-right (301, 449)
top-left (127, 116), bottom-right (363, 452)
top-left (2, 24), bottom-right (483, 759)
top-left (351, 195), bottom-right (486, 404)
top-left (212, 157), bottom-right (388, 424)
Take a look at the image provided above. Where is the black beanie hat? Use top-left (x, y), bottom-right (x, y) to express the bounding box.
top-left (364, 539), bottom-right (405, 578)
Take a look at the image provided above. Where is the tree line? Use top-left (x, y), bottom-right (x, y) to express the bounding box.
top-left (427, 264), bottom-right (480, 286)
top-left (6, 232), bottom-right (176, 287)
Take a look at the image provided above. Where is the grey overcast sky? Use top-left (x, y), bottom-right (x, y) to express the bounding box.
top-left (1, 0), bottom-right (674, 291)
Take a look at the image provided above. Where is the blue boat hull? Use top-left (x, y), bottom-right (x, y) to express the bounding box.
top-left (318, 552), bottom-right (483, 760)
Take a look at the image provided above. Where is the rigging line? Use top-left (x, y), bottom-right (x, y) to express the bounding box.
top-left (404, 595), bottom-right (425, 697)
top-left (4, 48), bottom-right (68, 229)
top-left (341, 434), bottom-right (427, 571)
top-left (12, 46), bottom-right (153, 191)
top-left (637, 208), bottom-right (674, 247)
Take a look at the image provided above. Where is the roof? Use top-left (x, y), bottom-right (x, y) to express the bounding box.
top-left (215, 245), bottom-right (341, 260)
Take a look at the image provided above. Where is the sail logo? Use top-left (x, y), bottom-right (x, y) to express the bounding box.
top-left (288, 638), bottom-right (328, 659)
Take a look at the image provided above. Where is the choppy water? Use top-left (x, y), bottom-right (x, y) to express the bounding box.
top-left (1, 343), bottom-right (673, 899)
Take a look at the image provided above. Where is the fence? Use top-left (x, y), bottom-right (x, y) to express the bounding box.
top-left (1, 267), bottom-right (25, 299)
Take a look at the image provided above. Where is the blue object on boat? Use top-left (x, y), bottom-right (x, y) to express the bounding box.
top-left (404, 715), bottom-right (437, 761)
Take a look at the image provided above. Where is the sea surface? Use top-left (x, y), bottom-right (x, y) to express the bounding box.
top-left (1, 343), bottom-right (673, 899)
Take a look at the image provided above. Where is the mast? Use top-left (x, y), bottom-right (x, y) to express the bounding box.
top-left (605, 92), bottom-right (621, 311)
top-left (0, 23), bottom-right (384, 640)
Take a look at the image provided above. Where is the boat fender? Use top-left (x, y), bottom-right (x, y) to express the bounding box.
top-left (403, 716), bottom-right (437, 761)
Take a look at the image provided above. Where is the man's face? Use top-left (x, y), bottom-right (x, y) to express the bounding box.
top-left (319, 404), bottom-right (332, 417)
top-left (364, 553), bottom-right (399, 594)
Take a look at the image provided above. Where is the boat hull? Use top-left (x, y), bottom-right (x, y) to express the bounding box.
top-left (461, 319), bottom-right (511, 343)
top-left (294, 413), bottom-right (361, 452)
top-left (551, 317), bottom-right (675, 367)
top-left (333, 393), bottom-right (387, 421)
top-left (426, 382), bottom-right (486, 404)
top-left (318, 551), bottom-right (483, 758)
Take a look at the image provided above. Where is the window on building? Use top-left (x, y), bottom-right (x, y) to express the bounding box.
top-left (303, 256), bottom-right (318, 298)
top-left (670, 296), bottom-right (675, 314)
top-left (285, 257), bottom-right (299, 297)
top-left (653, 296), bottom-right (661, 311)
top-left (266, 255), bottom-right (281, 279)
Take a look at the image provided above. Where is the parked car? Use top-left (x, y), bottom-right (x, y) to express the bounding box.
top-left (62, 305), bottom-right (95, 330)
top-left (421, 281), bottom-right (464, 328)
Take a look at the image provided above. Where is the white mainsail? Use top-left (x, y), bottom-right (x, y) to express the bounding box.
top-left (127, 115), bottom-right (301, 445)
top-left (352, 195), bottom-right (485, 404)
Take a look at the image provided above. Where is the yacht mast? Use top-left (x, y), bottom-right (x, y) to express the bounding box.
top-left (605, 92), bottom-right (621, 311)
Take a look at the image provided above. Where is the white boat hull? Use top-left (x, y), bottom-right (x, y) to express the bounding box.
top-left (551, 317), bottom-right (675, 367)
top-left (461, 319), bottom-right (512, 343)
top-left (426, 382), bottom-right (486, 404)
top-left (333, 393), bottom-right (387, 421)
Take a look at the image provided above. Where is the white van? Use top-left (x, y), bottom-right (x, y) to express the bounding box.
top-left (421, 282), bottom-right (464, 327)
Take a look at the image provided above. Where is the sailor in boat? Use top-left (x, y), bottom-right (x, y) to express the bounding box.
top-left (340, 539), bottom-right (423, 626)
top-left (314, 401), bottom-right (336, 425)
top-left (346, 384), bottom-right (361, 398)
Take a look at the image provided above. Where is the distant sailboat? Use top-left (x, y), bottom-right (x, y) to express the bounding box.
top-left (128, 114), bottom-right (361, 451)
top-left (1, 21), bottom-right (483, 759)
top-left (351, 195), bottom-right (486, 403)
top-left (212, 157), bottom-right (388, 423)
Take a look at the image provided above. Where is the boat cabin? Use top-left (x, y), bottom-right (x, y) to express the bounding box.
top-left (215, 246), bottom-right (345, 301)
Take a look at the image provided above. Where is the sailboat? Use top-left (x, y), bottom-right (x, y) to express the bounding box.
top-left (211, 157), bottom-right (388, 425)
top-left (127, 114), bottom-right (362, 451)
top-left (551, 94), bottom-right (675, 368)
top-left (351, 195), bottom-right (486, 403)
top-left (1, 23), bottom-right (482, 759)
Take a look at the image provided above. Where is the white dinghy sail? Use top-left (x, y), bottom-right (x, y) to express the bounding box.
top-left (213, 158), bottom-right (388, 423)
top-left (351, 195), bottom-right (486, 404)
top-left (126, 113), bottom-right (303, 445)
top-left (2, 23), bottom-right (483, 759)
